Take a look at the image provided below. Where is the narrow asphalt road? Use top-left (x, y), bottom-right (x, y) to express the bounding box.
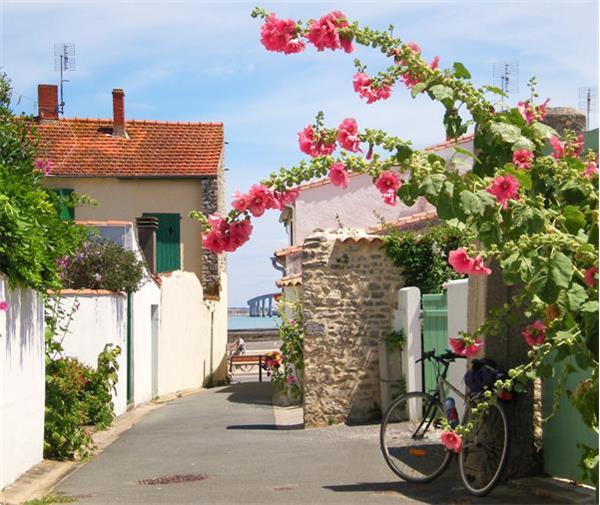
top-left (55, 383), bottom-right (559, 505)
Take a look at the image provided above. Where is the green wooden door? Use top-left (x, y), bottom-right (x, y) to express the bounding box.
top-left (142, 213), bottom-right (181, 272)
top-left (422, 293), bottom-right (448, 394)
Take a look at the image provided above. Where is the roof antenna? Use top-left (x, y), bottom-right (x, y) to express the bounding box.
top-left (578, 87), bottom-right (597, 130)
top-left (492, 61), bottom-right (519, 110)
top-left (54, 42), bottom-right (76, 115)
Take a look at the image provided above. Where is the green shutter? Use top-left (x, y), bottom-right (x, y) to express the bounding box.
top-left (142, 213), bottom-right (181, 272)
top-left (421, 293), bottom-right (448, 394)
top-left (52, 188), bottom-right (75, 221)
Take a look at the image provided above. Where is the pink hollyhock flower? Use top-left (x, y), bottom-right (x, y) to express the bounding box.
top-left (260, 14), bottom-right (305, 54)
top-left (287, 375), bottom-right (296, 385)
top-left (383, 189), bottom-right (398, 206)
top-left (328, 162), bottom-right (350, 189)
top-left (306, 11), bottom-right (353, 53)
top-left (430, 56), bottom-right (440, 70)
top-left (231, 192), bottom-right (250, 213)
top-left (336, 118), bottom-right (362, 152)
top-left (522, 320), bottom-right (547, 347)
top-left (448, 248), bottom-right (491, 276)
top-left (441, 431), bottom-right (462, 453)
top-left (449, 337), bottom-right (466, 355)
top-left (202, 230), bottom-right (226, 254)
top-left (274, 188), bottom-right (300, 209)
top-left (401, 73), bottom-right (420, 88)
top-left (392, 42), bottom-right (421, 66)
top-left (550, 135), bottom-right (565, 159)
top-left (464, 338), bottom-right (484, 357)
top-left (0, 300), bottom-right (8, 312)
top-left (298, 125), bottom-right (336, 158)
top-left (247, 184), bottom-right (276, 217)
top-left (486, 174), bottom-right (520, 209)
top-left (512, 149), bottom-right (534, 170)
top-left (229, 219), bottom-right (253, 247)
top-left (583, 162), bottom-right (599, 178)
top-left (352, 72), bottom-right (392, 104)
top-left (407, 42), bottom-right (421, 54)
top-left (537, 98), bottom-right (550, 121)
top-left (375, 171), bottom-right (401, 194)
top-left (35, 159), bottom-right (51, 175)
top-left (470, 256), bottom-right (492, 276)
top-left (573, 133), bottom-right (585, 157)
top-left (584, 266), bottom-right (598, 287)
top-left (517, 101), bottom-right (536, 124)
top-left (448, 248), bottom-right (473, 275)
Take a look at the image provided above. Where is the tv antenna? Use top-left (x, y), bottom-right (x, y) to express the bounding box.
top-left (54, 42), bottom-right (76, 115)
top-left (578, 87), bottom-right (597, 130)
top-left (493, 61), bottom-right (519, 110)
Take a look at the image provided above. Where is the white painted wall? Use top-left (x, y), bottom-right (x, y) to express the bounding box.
top-left (447, 278), bottom-right (469, 417)
top-left (293, 174), bottom-right (432, 245)
top-left (0, 276), bottom-right (45, 490)
top-left (57, 293), bottom-right (128, 417)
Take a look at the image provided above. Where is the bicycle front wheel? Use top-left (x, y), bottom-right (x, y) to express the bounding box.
top-left (380, 392), bottom-right (453, 483)
top-left (459, 400), bottom-right (509, 496)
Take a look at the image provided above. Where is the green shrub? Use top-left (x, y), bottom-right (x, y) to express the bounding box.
top-left (59, 240), bottom-right (144, 292)
top-left (0, 73), bottom-right (85, 291)
top-left (382, 224), bottom-right (469, 294)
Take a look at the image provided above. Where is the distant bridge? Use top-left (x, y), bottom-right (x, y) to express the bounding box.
top-left (247, 293), bottom-right (279, 317)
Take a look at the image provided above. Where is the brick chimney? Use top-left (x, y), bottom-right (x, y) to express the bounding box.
top-left (136, 216), bottom-right (159, 274)
top-left (112, 88), bottom-right (126, 137)
top-left (38, 84), bottom-right (58, 120)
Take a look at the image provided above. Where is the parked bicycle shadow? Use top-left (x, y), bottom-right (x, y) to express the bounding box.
top-left (323, 466), bottom-right (557, 504)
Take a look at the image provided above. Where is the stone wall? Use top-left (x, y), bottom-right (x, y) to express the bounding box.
top-left (301, 230), bottom-right (404, 427)
top-left (200, 153), bottom-right (226, 297)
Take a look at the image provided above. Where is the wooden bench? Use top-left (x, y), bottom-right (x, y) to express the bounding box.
top-left (229, 354), bottom-right (264, 382)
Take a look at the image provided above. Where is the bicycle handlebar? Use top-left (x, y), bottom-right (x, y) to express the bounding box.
top-left (415, 349), bottom-right (466, 364)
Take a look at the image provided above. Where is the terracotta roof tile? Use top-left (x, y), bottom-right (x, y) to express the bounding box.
top-left (36, 118), bottom-right (224, 177)
top-left (368, 210), bottom-right (438, 233)
top-left (276, 274), bottom-right (302, 288)
top-left (274, 244), bottom-right (303, 258)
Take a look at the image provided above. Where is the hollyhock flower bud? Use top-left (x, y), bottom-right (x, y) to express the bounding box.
top-left (328, 162), bottom-right (350, 189)
top-left (512, 149), bottom-right (534, 170)
top-left (336, 118), bottom-right (362, 152)
top-left (584, 266), bottom-right (598, 287)
top-left (375, 171), bottom-right (401, 194)
top-left (486, 174), bottom-right (520, 209)
top-left (522, 320), bottom-right (547, 347)
top-left (441, 431), bottom-right (462, 453)
top-left (260, 13), bottom-right (305, 54)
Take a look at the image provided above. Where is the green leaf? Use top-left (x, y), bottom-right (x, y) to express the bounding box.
top-left (563, 205), bottom-right (586, 234)
top-left (513, 136), bottom-right (536, 151)
top-left (551, 252), bottom-right (573, 288)
top-left (489, 122), bottom-right (522, 144)
top-left (460, 190), bottom-right (484, 215)
top-left (483, 85), bottom-right (508, 97)
top-left (530, 265), bottom-right (560, 303)
top-left (411, 82), bottom-right (427, 98)
top-left (529, 121), bottom-right (557, 141)
top-left (453, 62), bottom-right (471, 79)
top-left (453, 146), bottom-right (480, 162)
top-left (568, 283), bottom-right (588, 311)
top-left (581, 300), bottom-right (599, 313)
top-left (430, 84), bottom-right (454, 102)
top-left (505, 165), bottom-right (533, 190)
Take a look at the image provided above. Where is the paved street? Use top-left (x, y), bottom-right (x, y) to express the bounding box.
top-left (55, 383), bottom-right (560, 505)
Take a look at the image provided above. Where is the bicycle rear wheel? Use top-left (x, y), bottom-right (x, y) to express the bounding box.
top-left (459, 400), bottom-right (509, 496)
top-left (380, 392), bottom-right (452, 483)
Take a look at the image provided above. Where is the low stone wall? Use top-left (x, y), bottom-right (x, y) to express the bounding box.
top-left (301, 230), bottom-right (404, 427)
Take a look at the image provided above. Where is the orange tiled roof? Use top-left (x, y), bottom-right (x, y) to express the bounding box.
top-left (36, 118), bottom-right (224, 178)
top-left (368, 210), bottom-right (438, 233)
top-left (276, 274), bottom-right (302, 288)
top-left (274, 244), bottom-right (303, 258)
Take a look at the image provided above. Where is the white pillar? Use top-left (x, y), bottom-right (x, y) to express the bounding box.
top-left (447, 278), bottom-right (469, 417)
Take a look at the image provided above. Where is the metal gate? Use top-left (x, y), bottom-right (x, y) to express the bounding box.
top-left (421, 293), bottom-right (448, 394)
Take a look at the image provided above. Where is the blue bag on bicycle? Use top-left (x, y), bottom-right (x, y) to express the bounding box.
top-left (464, 358), bottom-right (505, 393)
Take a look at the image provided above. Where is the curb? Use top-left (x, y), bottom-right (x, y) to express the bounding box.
top-left (507, 477), bottom-right (596, 504)
top-left (0, 389), bottom-right (203, 505)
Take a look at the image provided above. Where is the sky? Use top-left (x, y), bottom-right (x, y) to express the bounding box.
top-left (1, 0), bottom-right (598, 306)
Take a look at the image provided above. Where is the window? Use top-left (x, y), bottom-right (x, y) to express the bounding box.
top-left (52, 188), bottom-right (75, 221)
top-left (142, 213), bottom-right (181, 272)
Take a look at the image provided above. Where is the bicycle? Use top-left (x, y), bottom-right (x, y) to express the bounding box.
top-left (380, 349), bottom-right (510, 496)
